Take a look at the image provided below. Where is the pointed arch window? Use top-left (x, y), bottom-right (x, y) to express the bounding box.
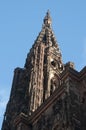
top-left (50, 75), bottom-right (59, 95)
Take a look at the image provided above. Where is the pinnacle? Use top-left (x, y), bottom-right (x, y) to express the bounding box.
top-left (43, 10), bottom-right (52, 27)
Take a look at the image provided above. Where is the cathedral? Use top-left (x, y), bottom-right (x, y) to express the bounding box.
top-left (1, 11), bottom-right (86, 130)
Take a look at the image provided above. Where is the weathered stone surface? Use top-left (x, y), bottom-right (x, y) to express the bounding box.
top-left (1, 11), bottom-right (86, 130)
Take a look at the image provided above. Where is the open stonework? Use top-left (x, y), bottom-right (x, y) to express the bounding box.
top-left (1, 11), bottom-right (86, 130)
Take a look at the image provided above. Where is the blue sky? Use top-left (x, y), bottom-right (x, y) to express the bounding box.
top-left (0, 0), bottom-right (86, 128)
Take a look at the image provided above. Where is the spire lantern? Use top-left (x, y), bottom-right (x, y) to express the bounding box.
top-left (44, 10), bottom-right (52, 27)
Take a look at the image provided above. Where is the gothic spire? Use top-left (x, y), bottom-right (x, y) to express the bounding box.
top-left (34, 10), bottom-right (59, 47)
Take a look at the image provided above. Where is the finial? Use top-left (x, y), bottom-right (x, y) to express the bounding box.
top-left (44, 10), bottom-right (52, 27)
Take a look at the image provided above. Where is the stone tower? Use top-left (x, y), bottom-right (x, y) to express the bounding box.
top-left (24, 10), bottom-right (64, 114)
top-left (2, 11), bottom-right (86, 130)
